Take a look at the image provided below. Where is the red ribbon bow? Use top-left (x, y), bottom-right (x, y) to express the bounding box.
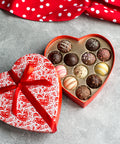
top-left (0, 0), bottom-right (120, 23)
top-left (0, 64), bottom-right (57, 132)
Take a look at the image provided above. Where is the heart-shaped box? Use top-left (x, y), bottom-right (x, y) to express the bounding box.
top-left (0, 54), bottom-right (62, 133)
top-left (44, 34), bottom-right (115, 107)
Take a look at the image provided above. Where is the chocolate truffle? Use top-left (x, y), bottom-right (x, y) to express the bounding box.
top-left (56, 65), bottom-right (67, 78)
top-left (86, 38), bottom-right (100, 51)
top-left (95, 62), bottom-right (109, 76)
top-left (74, 65), bottom-right (88, 78)
top-left (86, 74), bottom-right (102, 89)
top-left (57, 40), bottom-right (72, 53)
top-left (63, 76), bottom-right (77, 90)
top-left (64, 53), bottom-right (79, 66)
top-left (97, 48), bottom-right (111, 61)
top-left (76, 85), bottom-right (91, 100)
top-left (82, 52), bottom-right (96, 65)
top-left (48, 51), bottom-right (62, 64)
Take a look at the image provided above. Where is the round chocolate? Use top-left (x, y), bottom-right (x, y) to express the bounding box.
top-left (64, 53), bottom-right (79, 66)
top-left (63, 76), bottom-right (77, 90)
top-left (95, 62), bottom-right (109, 76)
top-left (82, 52), bottom-right (96, 65)
top-left (57, 40), bottom-right (72, 53)
top-left (56, 65), bottom-right (67, 78)
top-left (48, 51), bottom-right (62, 64)
top-left (97, 48), bottom-right (111, 61)
top-left (74, 65), bottom-right (88, 78)
top-left (86, 74), bottom-right (102, 89)
top-left (86, 38), bottom-right (100, 51)
top-left (76, 85), bottom-right (91, 100)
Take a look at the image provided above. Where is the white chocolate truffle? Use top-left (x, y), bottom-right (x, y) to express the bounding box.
top-left (74, 65), bottom-right (88, 78)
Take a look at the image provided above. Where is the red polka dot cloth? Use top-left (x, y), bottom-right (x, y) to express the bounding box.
top-left (0, 0), bottom-right (120, 23)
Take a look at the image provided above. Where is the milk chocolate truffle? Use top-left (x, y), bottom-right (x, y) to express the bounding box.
top-left (97, 48), bottom-right (111, 61)
top-left (86, 74), bottom-right (102, 89)
top-left (57, 40), bottom-right (72, 53)
top-left (82, 52), bottom-right (96, 65)
top-left (48, 51), bottom-right (62, 64)
top-left (86, 38), bottom-right (100, 51)
top-left (95, 62), bottom-right (109, 76)
top-left (76, 85), bottom-right (91, 100)
top-left (74, 65), bottom-right (88, 78)
top-left (64, 53), bottom-right (79, 66)
top-left (63, 76), bottom-right (77, 90)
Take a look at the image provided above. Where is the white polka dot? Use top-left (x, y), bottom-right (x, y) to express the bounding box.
top-left (80, 4), bottom-right (83, 7)
top-left (16, 3), bottom-right (19, 8)
top-left (104, 10), bottom-right (108, 13)
top-left (10, 10), bottom-right (13, 13)
top-left (49, 12), bottom-right (53, 14)
top-left (58, 13), bottom-right (62, 17)
top-left (67, 12), bottom-right (71, 17)
top-left (114, 9), bottom-right (117, 11)
top-left (39, 19), bottom-right (43, 22)
top-left (75, 16), bottom-right (79, 18)
top-left (59, 5), bottom-right (63, 8)
top-left (73, 3), bottom-right (77, 6)
top-left (23, 14), bottom-right (26, 18)
top-left (105, 0), bottom-right (108, 2)
top-left (68, 0), bottom-right (72, 1)
top-left (43, 16), bottom-right (46, 19)
top-left (40, 5), bottom-right (43, 8)
top-left (96, 10), bottom-right (100, 14)
top-left (26, 7), bottom-right (30, 10)
top-left (37, 14), bottom-right (40, 17)
top-left (95, 3), bottom-right (99, 5)
top-left (100, 18), bottom-right (104, 20)
top-left (113, 19), bottom-right (117, 23)
top-left (49, 20), bottom-right (52, 22)
top-left (91, 8), bottom-right (95, 11)
top-left (46, 3), bottom-right (50, 7)
top-left (77, 8), bottom-right (81, 11)
top-left (111, 0), bottom-right (115, 2)
top-left (31, 8), bottom-right (35, 11)
top-left (7, 3), bottom-right (10, 7)
top-left (2, 1), bottom-right (5, 4)
top-left (85, 0), bottom-right (89, 2)
top-left (40, 0), bottom-right (44, 2)
top-left (85, 13), bottom-right (89, 16)
top-left (104, 6), bottom-right (107, 9)
top-left (63, 9), bottom-right (67, 11)
top-left (22, 0), bottom-right (25, 2)
top-left (110, 10), bottom-right (114, 13)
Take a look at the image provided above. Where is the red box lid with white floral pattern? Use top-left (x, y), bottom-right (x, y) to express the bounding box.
top-left (0, 54), bottom-right (62, 133)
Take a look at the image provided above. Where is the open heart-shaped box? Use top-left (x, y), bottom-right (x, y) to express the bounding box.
top-left (0, 54), bottom-right (62, 133)
top-left (44, 34), bottom-right (115, 108)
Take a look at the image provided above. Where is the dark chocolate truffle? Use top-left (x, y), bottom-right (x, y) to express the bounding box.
top-left (97, 48), bottom-right (111, 61)
top-left (86, 38), bottom-right (100, 51)
top-left (64, 53), bottom-right (79, 66)
top-left (82, 52), bottom-right (96, 65)
top-left (48, 51), bottom-right (62, 64)
top-left (76, 85), bottom-right (91, 100)
top-left (86, 74), bottom-right (102, 89)
top-left (57, 40), bottom-right (72, 53)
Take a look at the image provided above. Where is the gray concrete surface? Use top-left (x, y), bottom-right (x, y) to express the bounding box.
top-left (0, 10), bottom-right (120, 144)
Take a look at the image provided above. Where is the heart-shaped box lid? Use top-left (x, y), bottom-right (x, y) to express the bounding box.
top-left (0, 53), bottom-right (62, 133)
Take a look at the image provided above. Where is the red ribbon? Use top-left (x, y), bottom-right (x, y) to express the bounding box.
top-left (0, 64), bottom-right (57, 132)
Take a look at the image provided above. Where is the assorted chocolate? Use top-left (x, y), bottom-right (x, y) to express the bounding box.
top-left (46, 36), bottom-right (113, 102)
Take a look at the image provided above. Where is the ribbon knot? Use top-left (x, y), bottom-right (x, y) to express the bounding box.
top-left (0, 64), bottom-right (57, 132)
